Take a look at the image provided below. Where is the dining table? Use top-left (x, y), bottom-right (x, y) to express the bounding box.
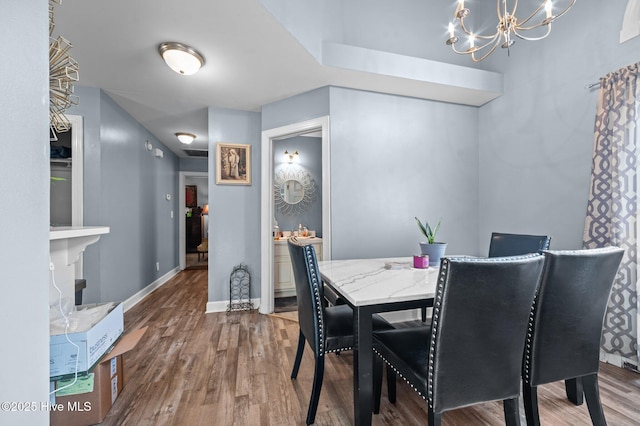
top-left (317, 257), bottom-right (440, 425)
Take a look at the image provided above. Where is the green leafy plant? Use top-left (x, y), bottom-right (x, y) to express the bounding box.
top-left (415, 217), bottom-right (442, 244)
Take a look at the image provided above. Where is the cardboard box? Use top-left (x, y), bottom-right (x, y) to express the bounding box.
top-left (51, 327), bottom-right (147, 426)
top-left (50, 303), bottom-right (124, 379)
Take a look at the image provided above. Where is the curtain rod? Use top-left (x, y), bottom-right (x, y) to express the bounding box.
top-left (585, 82), bottom-right (600, 90)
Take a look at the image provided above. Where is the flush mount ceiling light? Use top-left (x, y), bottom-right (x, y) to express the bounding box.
top-left (158, 42), bottom-right (205, 75)
top-left (176, 132), bottom-right (196, 144)
top-left (446, 0), bottom-right (576, 62)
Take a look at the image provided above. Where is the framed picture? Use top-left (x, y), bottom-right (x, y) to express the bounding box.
top-left (185, 185), bottom-right (197, 208)
top-left (216, 142), bottom-right (251, 185)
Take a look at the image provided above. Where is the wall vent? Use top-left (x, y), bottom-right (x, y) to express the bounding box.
top-left (623, 361), bottom-right (640, 374)
top-left (183, 149), bottom-right (208, 157)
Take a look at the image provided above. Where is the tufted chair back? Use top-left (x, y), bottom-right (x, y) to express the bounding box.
top-left (428, 254), bottom-right (545, 415)
top-left (524, 247), bottom-right (624, 387)
top-left (488, 232), bottom-right (551, 258)
top-left (288, 237), bottom-right (325, 356)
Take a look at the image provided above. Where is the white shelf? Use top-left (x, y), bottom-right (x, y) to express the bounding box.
top-left (49, 226), bottom-right (110, 305)
top-left (50, 226), bottom-right (109, 241)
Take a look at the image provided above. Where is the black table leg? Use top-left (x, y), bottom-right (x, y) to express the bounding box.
top-left (353, 306), bottom-right (374, 425)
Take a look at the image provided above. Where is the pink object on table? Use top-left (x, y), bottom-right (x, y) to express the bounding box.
top-left (413, 255), bottom-right (429, 269)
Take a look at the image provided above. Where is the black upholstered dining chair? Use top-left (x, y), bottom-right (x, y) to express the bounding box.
top-left (287, 237), bottom-right (394, 425)
top-left (417, 232), bottom-right (551, 323)
top-left (373, 254), bottom-right (545, 425)
top-left (522, 247), bottom-right (624, 426)
top-left (488, 232), bottom-right (551, 258)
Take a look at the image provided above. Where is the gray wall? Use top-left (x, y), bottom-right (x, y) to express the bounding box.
top-left (261, 86), bottom-right (330, 130)
top-left (0, 1), bottom-right (50, 424)
top-left (260, 0), bottom-right (493, 70)
top-left (68, 87), bottom-right (180, 303)
top-left (259, 84), bottom-right (481, 294)
top-left (208, 108), bottom-right (262, 303)
top-left (478, 0), bottom-right (640, 250)
top-left (180, 157), bottom-right (208, 172)
top-left (329, 87), bottom-right (480, 258)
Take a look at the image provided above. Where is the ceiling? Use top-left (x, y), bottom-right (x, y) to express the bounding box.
top-left (52, 0), bottom-right (498, 158)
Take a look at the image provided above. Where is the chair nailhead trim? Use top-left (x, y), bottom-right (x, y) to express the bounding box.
top-left (373, 348), bottom-right (427, 401)
top-left (327, 347), bottom-right (352, 353)
top-left (523, 294), bottom-right (538, 383)
top-left (304, 245), bottom-right (327, 355)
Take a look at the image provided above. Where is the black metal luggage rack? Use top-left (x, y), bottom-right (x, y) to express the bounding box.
top-left (227, 263), bottom-right (254, 312)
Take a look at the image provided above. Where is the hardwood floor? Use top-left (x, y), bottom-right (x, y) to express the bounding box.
top-left (101, 269), bottom-right (640, 425)
top-left (185, 252), bottom-right (207, 270)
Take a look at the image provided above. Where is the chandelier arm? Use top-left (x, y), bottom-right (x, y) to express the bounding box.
top-left (449, 33), bottom-right (499, 55)
top-left (457, 18), bottom-right (473, 36)
top-left (475, 33), bottom-right (502, 51)
top-left (549, 0), bottom-right (577, 21)
top-left (513, 24), bottom-right (552, 41)
top-left (516, 21), bottom-right (549, 32)
top-left (459, 19), bottom-right (499, 40)
top-left (450, 44), bottom-right (469, 55)
top-left (517, 2), bottom-right (546, 27)
top-left (519, 0), bottom-right (576, 27)
top-left (472, 38), bottom-right (501, 62)
top-left (459, 33), bottom-right (501, 55)
top-left (496, 0), bottom-right (504, 21)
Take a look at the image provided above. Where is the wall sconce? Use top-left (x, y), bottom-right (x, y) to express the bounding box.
top-left (158, 42), bottom-right (205, 75)
top-left (175, 132), bottom-right (196, 144)
top-left (284, 150), bottom-right (299, 163)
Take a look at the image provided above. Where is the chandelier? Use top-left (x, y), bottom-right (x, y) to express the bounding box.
top-left (446, 0), bottom-right (576, 62)
top-left (49, 0), bottom-right (79, 139)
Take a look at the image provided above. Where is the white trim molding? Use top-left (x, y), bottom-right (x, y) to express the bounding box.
top-left (621, 0), bottom-right (640, 43)
top-left (123, 266), bottom-right (180, 312)
top-left (206, 298), bottom-right (261, 313)
top-left (599, 350), bottom-right (638, 369)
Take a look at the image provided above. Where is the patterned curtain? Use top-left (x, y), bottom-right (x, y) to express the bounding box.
top-left (583, 63), bottom-right (640, 364)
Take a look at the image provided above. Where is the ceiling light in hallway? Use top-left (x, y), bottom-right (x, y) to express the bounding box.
top-left (158, 42), bottom-right (205, 75)
top-left (176, 132), bottom-right (196, 144)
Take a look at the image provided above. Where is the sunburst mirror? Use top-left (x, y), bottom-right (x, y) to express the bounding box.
top-left (274, 166), bottom-right (316, 216)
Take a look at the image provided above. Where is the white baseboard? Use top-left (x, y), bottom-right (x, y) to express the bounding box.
top-left (206, 297), bottom-right (262, 313)
top-left (599, 350), bottom-right (637, 368)
top-left (275, 289), bottom-right (296, 298)
top-left (123, 266), bottom-right (180, 312)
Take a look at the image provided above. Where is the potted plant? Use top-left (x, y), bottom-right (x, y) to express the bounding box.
top-left (415, 216), bottom-right (447, 266)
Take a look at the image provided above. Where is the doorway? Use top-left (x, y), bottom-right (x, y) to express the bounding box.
top-left (179, 171), bottom-right (209, 270)
top-left (259, 116), bottom-right (331, 314)
top-left (50, 114), bottom-right (84, 276)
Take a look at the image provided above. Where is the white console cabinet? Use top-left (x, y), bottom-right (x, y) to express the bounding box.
top-left (274, 238), bottom-right (323, 298)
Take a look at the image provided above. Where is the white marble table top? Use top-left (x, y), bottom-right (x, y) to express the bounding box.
top-left (318, 257), bottom-right (440, 307)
